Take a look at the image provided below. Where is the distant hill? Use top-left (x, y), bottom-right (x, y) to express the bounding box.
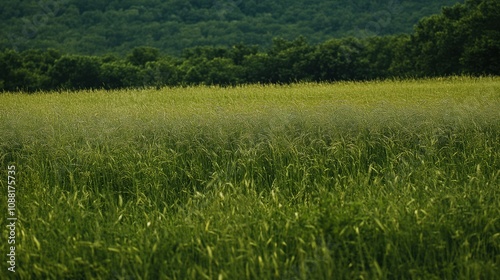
top-left (1, 0), bottom-right (462, 55)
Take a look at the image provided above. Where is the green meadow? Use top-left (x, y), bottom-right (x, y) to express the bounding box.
top-left (1, 77), bottom-right (499, 279)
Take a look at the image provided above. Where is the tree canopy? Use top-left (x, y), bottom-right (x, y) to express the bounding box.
top-left (1, 0), bottom-right (498, 92)
top-left (1, 0), bottom-right (461, 56)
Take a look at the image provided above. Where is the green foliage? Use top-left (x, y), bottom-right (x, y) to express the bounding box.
top-left (0, 49), bottom-right (60, 92)
top-left (409, 0), bottom-right (500, 76)
top-left (48, 55), bottom-right (102, 90)
top-left (266, 37), bottom-right (316, 83)
top-left (1, 78), bottom-right (499, 279)
top-left (1, 0), bottom-right (498, 92)
top-left (127, 47), bottom-right (160, 67)
top-left (0, 0), bottom-right (461, 55)
top-left (100, 60), bottom-right (142, 89)
top-left (143, 60), bottom-right (181, 88)
top-left (311, 38), bottom-right (370, 81)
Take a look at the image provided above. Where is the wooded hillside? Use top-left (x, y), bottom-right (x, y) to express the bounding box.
top-left (3, 0), bottom-right (499, 92)
top-left (1, 0), bottom-right (460, 55)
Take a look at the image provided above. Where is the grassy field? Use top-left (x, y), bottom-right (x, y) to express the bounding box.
top-left (1, 77), bottom-right (499, 279)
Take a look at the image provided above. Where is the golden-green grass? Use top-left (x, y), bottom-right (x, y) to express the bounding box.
top-left (1, 77), bottom-right (499, 279)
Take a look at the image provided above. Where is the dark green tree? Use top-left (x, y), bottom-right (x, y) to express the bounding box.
top-left (0, 50), bottom-right (23, 91)
top-left (409, 13), bottom-right (465, 76)
top-left (182, 46), bottom-right (229, 61)
top-left (459, 0), bottom-right (500, 75)
top-left (408, 0), bottom-right (500, 76)
top-left (127, 47), bottom-right (160, 67)
top-left (311, 38), bottom-right (369, 81)
top-left (49, 55), bottom-right (102, 89)
top-left (0, 49), bottom-right (60, 92)
top-left (266, 37), bottom-right (315, 83)
top-left (241, 53), bottom-right (271, 84)
top-left (100, 61), bottom-right (141, 89)
top-left (228, 43), bottom-right (259, 65)
top-left (204, 57), bottom-right (242, 85)
top-left (364, 36), bottom-right (408, 79)
top-left (142, 59), bottom-right (180, 88)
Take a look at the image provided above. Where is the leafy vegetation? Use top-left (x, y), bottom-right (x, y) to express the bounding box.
top-left (1, 77), bottom-right (499, 279)
top-left (407, 0), bottom-right (500, 76)
top-left (1, 0), bottom-right (498, 92)
top-left (1, 0), bottom-right (461, 55)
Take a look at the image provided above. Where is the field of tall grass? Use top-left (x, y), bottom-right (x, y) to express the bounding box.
top-left (1, 77), bottom-right (499, 279)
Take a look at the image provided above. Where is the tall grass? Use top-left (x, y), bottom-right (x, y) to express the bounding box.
top-left (1, 77), bottom-right (499, 279)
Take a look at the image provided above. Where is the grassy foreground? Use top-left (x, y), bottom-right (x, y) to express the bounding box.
top-left (1, 77), bottom-right (499, 279)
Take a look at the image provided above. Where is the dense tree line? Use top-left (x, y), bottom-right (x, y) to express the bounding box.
top-left (1, 0), bottom-right (498, 92)
top-left (1, 0), bottom-right (460, 56)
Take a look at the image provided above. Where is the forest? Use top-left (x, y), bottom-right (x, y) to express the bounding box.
top-left (2, 0), bottom-right (460, 55)
top-left (1, 0), bottom-right (499, 91)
